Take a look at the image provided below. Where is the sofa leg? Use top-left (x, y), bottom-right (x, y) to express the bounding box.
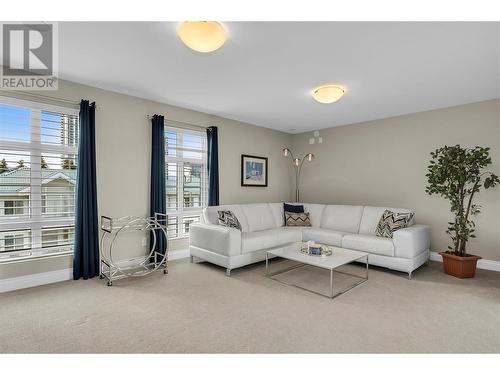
top-left (408, 271), bottom-right (413, 280)
top-left (226, 268), bottom-right (231, 277)
top-left (190, 255), bottom-right (194, 263)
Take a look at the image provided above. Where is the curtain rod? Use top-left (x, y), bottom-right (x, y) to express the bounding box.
top-left (3, 91), bottom-right (79, 105)
top-left (146, 115), bottom-right (208, 131)
top-left (0, 91), bottom-right (100, 110)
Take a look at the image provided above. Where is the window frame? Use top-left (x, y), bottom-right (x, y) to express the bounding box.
top-left (4, 199), bottom-right (25, 215)
top-left (0, 96), bottom-right (79, 262)
top-left (164, 125), bottom-right (207, 239)
top-left (4, 233), bottom-right (25, 252)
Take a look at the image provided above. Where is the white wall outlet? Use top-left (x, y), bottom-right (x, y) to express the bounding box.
top-left (141, 237), bottom-right (148, 247)
top-left (309, 137), bottom-right (315, 144)
top-left (318, 137), bottom-right (323, 144)
top-left (314, 130), bottom-right (320, 137)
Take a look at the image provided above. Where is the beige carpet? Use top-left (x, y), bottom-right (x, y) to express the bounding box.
top-left (1, 258), bottom-right (499, 353)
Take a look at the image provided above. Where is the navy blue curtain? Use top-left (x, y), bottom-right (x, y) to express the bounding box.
top-left (73, 100), bottom-right (99, 280)
top-left (206, 126), bottom-right (219, 206)
top-left (149, 115), bottom-right (167, 257)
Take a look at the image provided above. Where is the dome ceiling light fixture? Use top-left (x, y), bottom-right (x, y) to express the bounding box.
top-left (177, 21), bottom-right (228, 53)
top-left (312, 85), bottom-right (345, 104)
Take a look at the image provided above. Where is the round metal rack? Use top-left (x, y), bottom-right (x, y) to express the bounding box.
top-left (99, 213), bottom-right (168, 286)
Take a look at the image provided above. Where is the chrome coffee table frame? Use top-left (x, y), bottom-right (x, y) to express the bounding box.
top-left (265, 245), bottom-right (369, 299)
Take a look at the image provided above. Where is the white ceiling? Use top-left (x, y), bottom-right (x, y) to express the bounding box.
top-left (59, 22), bottom-right (500, 133)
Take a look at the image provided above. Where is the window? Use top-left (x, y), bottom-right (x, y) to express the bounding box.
top-left (165, 125), bottom-right (207, 239)
top-left (0, 98), bottom-right (79, 261)
top-left (41, 226), bottom-right (74, 250)
top-left (3, 200), bottom-right (25, 215)
top-left (3, 232), bottom-right (28, 252)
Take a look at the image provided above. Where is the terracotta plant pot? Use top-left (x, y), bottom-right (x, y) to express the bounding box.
top-left (439, 252), bottom-right (481, 278)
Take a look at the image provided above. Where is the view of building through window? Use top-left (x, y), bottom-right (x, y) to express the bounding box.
top-left (0, 100), bottom-right (79, 260)
top-left (165, 126), bottom-right (207, 239)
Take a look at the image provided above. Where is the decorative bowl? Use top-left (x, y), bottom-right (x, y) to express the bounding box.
top-left (300, 243), bottom-right (333, 257)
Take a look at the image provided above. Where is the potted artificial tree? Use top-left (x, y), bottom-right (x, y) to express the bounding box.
top-left (426, 145), bottom-right (499, 278)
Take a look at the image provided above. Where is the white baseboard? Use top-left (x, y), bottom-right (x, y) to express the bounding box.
top-left (430, 251), bottom-right (500, 272)
top-left (169, 248), bottom-right (190, 261)
top-left (0, 268), bottom-right (72, 293)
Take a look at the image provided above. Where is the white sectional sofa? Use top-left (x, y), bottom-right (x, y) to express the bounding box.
top-left (189, 203), bottom-right (430, 279)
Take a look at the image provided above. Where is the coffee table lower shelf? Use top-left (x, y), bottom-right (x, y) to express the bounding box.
top-left (265, 247), bottom-right (369, 299)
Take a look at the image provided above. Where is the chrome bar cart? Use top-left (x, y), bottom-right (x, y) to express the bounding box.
top-left (99, 213), bottom-right (168, 286)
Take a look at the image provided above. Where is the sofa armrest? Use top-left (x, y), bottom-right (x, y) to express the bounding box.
top-left (393, 225), bottom-right (431, 259)
top-left (189, 223), bottom-right (241, 257)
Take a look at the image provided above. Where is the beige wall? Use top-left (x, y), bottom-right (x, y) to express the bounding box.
top-left (0, 79), bottom-right (292, 279)
top-left (293, 99), bottom-right (500, 261)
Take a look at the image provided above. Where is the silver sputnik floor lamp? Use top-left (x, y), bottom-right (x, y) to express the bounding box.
top-left (282, 147), bottom-right (315, 202)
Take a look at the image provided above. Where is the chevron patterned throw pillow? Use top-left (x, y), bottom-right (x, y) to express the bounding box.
top-left (375, 210), bottom-right (414, 238)
top-left (218, 210), bottom-right (242, 230)
top-left (285, 211), bottom-right (312, 227)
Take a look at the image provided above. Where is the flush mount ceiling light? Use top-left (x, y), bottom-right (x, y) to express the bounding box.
top-left (178, 21), bottom-right (228, 53)
top-left (312, 85), bottom-right (345, 104)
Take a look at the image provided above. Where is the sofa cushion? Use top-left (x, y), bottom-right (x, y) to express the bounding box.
top-left (302, 203), bottom-right (325, 227)
top-left (241, 229), bottom-right (279, 253)
top-left (276, 227), bottom-right (303, 244)
top-left (283, 203), bottom-right (304, 213)
top-left (217, 210), bottom-right (242, 230)
top-left (241, 203), bottom-right (277, 232)
top-left (321, 205), bottom-right (364, 233)
top-left (375, 210), bottom-right (415, 238)
top-left (302, 227), bottom-right (348, 247)
top-left (268, 203), bottom-right (285, 227)
top-left (359, 206), bottom-right (415, 235)
top-left (204, 205), bottom-right (249, 232)
top-left (285, 212), bottom-right (311, 227)
top-left (241, 227), bottom-right (302, 254)
top-left (342, 234), bottom-right (394, 257)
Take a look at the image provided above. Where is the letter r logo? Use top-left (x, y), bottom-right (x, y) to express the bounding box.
top-left (2, 24), bottom-right (53, 76)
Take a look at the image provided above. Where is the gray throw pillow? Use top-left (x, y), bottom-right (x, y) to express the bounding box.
top-left (375, 210), bottom-right (414, 238)
top-left (217, 210), bottom-right (242, 230)
top-left (285, 211), bottom-right (312, 227)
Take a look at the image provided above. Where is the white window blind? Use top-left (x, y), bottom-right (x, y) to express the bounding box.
top-left (164, 124), bottom-right (207, 239)
top-left (0, 97), bottom-right (79, 262)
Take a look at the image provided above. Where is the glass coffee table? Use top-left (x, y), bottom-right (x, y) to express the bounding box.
top-left (265, 242), bottom-right (369, 299)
